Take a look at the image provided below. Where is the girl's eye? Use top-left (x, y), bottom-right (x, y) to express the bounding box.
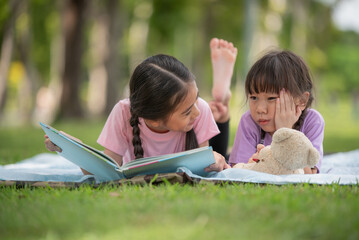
top-left (249, 96), bottom-right (257, 101)
top-left (268, 97), bottom-right (277, 101)
top-left (184, 110), bottom-right (192, 116)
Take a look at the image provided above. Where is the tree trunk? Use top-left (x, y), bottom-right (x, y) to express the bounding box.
top-left (290, 0), bottom-right (308, 56)
top-left (0, 0), bottom-right (21, 116)
top-left (87, 4), bottom-right (109, 117)
top-left (32, 0), bottom-right (65, 124)
top-left (87, 0), bottom-right (123, 117)
top-left (17, 0), bottom-right (40, 124)
top-left (239, 0), bottom-right (258, 89)
top-left (104, 0), bottom-right (124, 115)
top-left (128, 2), bottom-right (151, 74)
top-left (58, 0), bottom-right (87, 119)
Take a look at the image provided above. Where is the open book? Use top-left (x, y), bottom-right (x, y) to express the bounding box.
top-left (40, 122), bottom-right (216, 181)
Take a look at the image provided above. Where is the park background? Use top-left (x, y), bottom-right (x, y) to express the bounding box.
top-left (1, 0), bottom-right (359, 157)
top-left (1, 1), bottom-right (359, 240)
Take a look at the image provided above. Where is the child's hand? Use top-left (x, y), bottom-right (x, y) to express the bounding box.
top-left (303, 166), bottom-right (318, 174)
top-left (44, 135), bottom-right (62, 152)
top-left (81, 168), bottom-right (93, 175)
top-left (248, 144), bottom-right (264, 163)
top-left (275, 89), bottom-right (302, 130)
top-left (44, 131), bottom-right (82, 153)
top-left (205, 151), bottom-right (231, 172)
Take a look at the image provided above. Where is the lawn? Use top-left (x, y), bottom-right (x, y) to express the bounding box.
top-left (1, 183), bottom-right (358, 240)
top-left (1, 98), bottom-right (359, 240)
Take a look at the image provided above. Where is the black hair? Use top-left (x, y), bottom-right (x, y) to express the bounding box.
top-left (129, 54), bottom-right (198, 159)
top-left (245, 50), bottom-right (314, 131)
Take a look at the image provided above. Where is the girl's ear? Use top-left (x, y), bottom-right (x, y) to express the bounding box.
top-left (145, 119), bottom-right (161, 128)
top-left (296, 91), bottom-right (310, 110)
top-left (144, 119), bottom-right (162, 129)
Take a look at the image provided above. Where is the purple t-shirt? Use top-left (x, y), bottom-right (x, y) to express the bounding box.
top-left (229, 109), bottom-right (325, 171)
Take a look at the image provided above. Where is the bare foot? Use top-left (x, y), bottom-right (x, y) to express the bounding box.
top-left (210, 38), bottom-right (237, 103)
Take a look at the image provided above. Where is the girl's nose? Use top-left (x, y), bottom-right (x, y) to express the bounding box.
top-left (256, 101), bottom-right (267, 114)
top-left (192, 102), bottom-right (200, 118)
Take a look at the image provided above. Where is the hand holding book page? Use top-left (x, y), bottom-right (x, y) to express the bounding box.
top-left (40, 122), bottom-right (218, 181)
top-left (44, 131), bottom-right (81, 153)
top-left (205, 151), bottom-right (230, 172)
top-left (44, 131), bottom-right (114, 175)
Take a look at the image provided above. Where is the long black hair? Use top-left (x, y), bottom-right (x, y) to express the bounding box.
top-left (245, 50), bottom-right (314, 131)
top-left (129, 54), bottom-right (198, 159)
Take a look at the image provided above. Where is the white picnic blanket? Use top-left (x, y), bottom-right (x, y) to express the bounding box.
top-left (1, 150), bottom-right (359, 185)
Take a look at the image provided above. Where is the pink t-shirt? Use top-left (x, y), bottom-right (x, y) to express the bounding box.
top-left (97, 97), bottom-right (219, 164)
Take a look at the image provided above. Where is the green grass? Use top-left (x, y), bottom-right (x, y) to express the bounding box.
top-left (1, 99), bottom-right (359, 240)
top-left (1, 184), bottom-right (358, 240)
top-left (318, 100), bottom-right (359, 153)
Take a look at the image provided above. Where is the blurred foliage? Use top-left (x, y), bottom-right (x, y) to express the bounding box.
top-left (0, 0), bottom-right (358, 127)
top-left (327, 42), bottom-right (359, 94)
top-left (0, 0), bottom-right (10, 36)
top-left (2, 0), bottom-right (358, 94)
top-left (28, 0), bottom-right (59, 83)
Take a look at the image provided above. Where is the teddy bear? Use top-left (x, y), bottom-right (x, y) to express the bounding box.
top-left (233, 128), bottom-right (319, 175)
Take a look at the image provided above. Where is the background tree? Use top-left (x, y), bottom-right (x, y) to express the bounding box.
top-left (58, 0), bottom-right (88, 119)
top-left (0, 0), bottom-right (21, 115)
top-left (0, 0), bottom-right (358, 126)
top-left (87, 0), bottom-right (124, 117)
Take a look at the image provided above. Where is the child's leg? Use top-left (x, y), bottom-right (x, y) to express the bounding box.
top-left (210, 38), bottom-right (237, 103)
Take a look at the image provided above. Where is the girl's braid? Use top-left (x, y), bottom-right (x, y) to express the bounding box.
top-left (129, 112), bottom-right (144, 159)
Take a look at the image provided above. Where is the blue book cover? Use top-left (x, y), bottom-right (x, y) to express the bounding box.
top-left (40, 122), bottom-right (215, 181)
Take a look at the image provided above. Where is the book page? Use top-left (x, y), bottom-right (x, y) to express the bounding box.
top-left (40, 122), bottom-right (120, 168)
top-left (118, 146), bottom-right (215, 178)
top-left (120, 147), bottom-right (211, 170)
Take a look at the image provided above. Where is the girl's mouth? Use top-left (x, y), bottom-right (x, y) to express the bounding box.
top-left (258, 119), bottom-right (270, 125)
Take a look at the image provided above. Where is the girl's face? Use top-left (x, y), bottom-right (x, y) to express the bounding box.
top-left (249, 91), bottom-right (279, 135)
top-left (145, 82), bottom-right (200, 133)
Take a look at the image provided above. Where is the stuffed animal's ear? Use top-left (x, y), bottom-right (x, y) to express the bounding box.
top-left (273, 128), bottom-right (294, 143)
top-left (307, 147), bottom-right (320, 167)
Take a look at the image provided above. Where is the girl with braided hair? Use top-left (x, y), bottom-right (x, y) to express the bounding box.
top-left (45, 39), bottom-right (236, 174)
top-left (228, 49), bottom-right (325, 174)
top-left (95, 54), bottom-right (229, 172)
